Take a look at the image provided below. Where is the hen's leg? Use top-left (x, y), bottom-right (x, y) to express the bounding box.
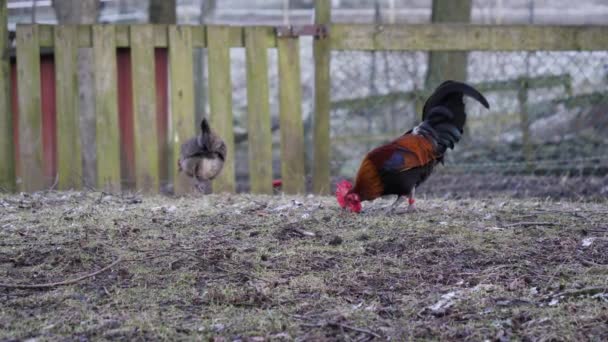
top-left (195, 182), bottom-right (206, 193)
top-left (407, 187), bottom-right (417, 212)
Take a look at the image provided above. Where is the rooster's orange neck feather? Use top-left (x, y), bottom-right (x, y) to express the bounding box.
top-left (351, 157), bottom-right (384, 201)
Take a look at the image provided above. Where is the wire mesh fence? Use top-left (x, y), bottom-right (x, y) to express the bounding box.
top-left (329, 50), bottom-right (608, 200)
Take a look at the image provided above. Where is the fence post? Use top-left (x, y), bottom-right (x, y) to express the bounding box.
top-left (55, 25), bottom-right (82, 190)
top-left (517, 79), bottom-right (533, 172)
top-left (131, 25), bottom-right (159, 193)
top-left (245, 26), bottom-right (273, 194)
top-left (278, 36), bottom-right (306, 194)
top-left (17, 25), bottom-right (45, 192)
top-left (0, 0), bottom-right (15, 191)
top-left (93, 25), bottom-right (121, 192)
top-left (313, 0), bottom-right (331, 194)
top-left (168, 25), bottom-right (195, 195)
top-left (208, 25), bottom-right (236, 193)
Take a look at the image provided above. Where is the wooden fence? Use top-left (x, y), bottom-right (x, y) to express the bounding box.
top-left (1, 0), bottom-right (607, 195)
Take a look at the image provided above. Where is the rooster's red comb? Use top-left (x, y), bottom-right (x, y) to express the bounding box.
top-left (335, 180), bottom-right (353, 208)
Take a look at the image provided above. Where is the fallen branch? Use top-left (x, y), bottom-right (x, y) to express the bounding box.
top-left (290, 227), bottom-right (317, 237)
top-left (0, 257), bottom-right (123, 289)
top-left (301, 322), bottom-right (381, 339)
top-left (541, 287), bottom-right (608, 302)
top-left (335, 323), bottom-right (381, 339)
top-left (46, 173), bottom-right (59, 192)
top-left (172, 247), bottom-right (272, 283)
top-left (502, 222), bottom-right (557, 228)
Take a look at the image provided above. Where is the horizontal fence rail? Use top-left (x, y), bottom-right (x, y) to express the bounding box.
top-left (20, 24), bottom-right (608, 50)
top-left (330, 24), bottom-right (608, 51)
top-left (29, 24), bottom-right (278, 49)
top-left (1, 22), bottom-right (608, 194)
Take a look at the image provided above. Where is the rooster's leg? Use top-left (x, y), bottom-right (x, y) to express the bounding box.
top-left (407, 188), bottom-right (417, 212)
top-left (385, 195), bottom-right (403, 214)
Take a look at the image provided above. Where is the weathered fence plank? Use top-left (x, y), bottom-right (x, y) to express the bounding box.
top-left (330, 24), bottom-right (608, 51)
top-left (16, 25), bottom-right (45, 191)
top-left (331, 74), bottom-right (572, 111)
top-left (313, 0), bottom-right (331, 194)
top-left (245, 27), bottom-right (273, 194)
top-left (0, 0), bottom-right (15, 191)
top-left (131, 25), bottom-right (159, 192)
top-left (93, 25), bottom-right (121, 192)
top-left (38, 25), bottom-right (276, 49)
top-left (35, 23), bottom-right (608, 51)
top-left (277, 37), bottom-right (306, 194)
top-left (54, 25), bottom-right (82, 190)
top-left (168, 25), bottom-right (196, 194)
top-left (207, 26), bottom-right (235, 193)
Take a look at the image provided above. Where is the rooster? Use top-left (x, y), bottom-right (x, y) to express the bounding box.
top-left (336, 81), bottom-right (490, 213)
top-left (178, 118), bottom-right (226, 186)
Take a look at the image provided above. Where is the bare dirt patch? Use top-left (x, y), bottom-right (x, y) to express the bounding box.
top-left (1, 191), bottom-right (607, 341)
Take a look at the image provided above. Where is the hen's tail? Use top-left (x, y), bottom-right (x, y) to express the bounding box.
top-left (196, 118), bottom-right (212, 151)
top-left (415, 80), bottom-right (490, 154)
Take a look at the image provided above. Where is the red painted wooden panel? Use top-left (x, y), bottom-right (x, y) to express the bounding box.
top-left (117, 48), bottom-right (135, 190)
top-left (40, 55), bottom-right (57, 183)
top-left (155, 48), bottom-right (169, 188)
top-left (9, 48), bottom-right (171, 192)
top-left (11, 56), bottom-right (57, 185)
top-left (10, 61), bottom-right (19, 178)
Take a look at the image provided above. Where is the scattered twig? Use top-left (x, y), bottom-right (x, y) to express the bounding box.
top-left (502, 221), bottom-right (557, 228)
top-left (0, 257), bottom-right (123, 289)
top-left (578, 258), bottom-right (605, 267)
top-left (290, 227), bottom-right (317, 237)
top-left (215, 265), bottom-right (272, 283)
top-left (170, 246), bottom-right (272, 283)
top-left (586, 227), bottom-right (608, 233)
top-left (336, 323), bottom-right (381, 339)
top-left (47, 173), bottom-right (59, 192)
top-left (300, 321), bottom-right (381, 339)
top-left (541, 287), bottom-right (608, 302)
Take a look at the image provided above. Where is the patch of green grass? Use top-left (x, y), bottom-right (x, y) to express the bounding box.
top-left (1, 191), bottom-right (607, 340)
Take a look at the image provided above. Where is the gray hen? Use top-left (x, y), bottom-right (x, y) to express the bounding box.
top-left (178, 118), bottom-right (226, 184)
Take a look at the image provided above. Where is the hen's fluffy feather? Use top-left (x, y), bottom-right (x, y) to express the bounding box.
top-left (178, 119), bottom-right (226, 183)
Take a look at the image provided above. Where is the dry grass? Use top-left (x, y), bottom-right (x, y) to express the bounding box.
top-left (1, 191), bottom-right (607, 341)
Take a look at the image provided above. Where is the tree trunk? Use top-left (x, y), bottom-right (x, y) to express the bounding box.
top-left (424, 0), bottom-right (471, 146)
top-left (425, 0), bottom-right (471, 89)
top-left (52, 0), bottom-right (99, 188)
top-left (194, 0), bottom-right (211, 125)
top-left (53, 0), bottom-right (99, 24)
top-left (149, 0), bottom-right (176, 24)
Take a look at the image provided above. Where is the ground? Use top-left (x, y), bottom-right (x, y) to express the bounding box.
top-left (1, 191), bottom-right (607, 341)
